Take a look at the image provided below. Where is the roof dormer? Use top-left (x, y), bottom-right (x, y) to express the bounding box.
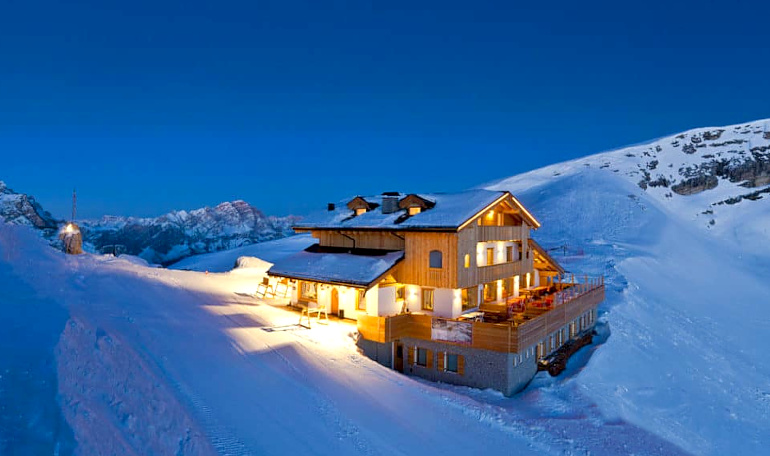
top-left (347, 196), bottom-right (379, 216)
top-left (398, 194), bottom-right (435, 213)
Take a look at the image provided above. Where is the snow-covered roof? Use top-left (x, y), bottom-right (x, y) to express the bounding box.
top-left (294, 189), bottom-right (510, 231)
top-left (268, 245), bottom-right (404, 288)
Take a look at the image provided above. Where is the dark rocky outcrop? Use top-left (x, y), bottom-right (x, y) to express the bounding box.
top-left (672, 175), bottom-right (719, 195)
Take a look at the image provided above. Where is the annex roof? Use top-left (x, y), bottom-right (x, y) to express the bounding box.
top-left (268, 244), bottom-right (404, 288)
top-left (294, 189), bottom-right (538, 231)
top-left (529, 239), bottom-right (565, 275)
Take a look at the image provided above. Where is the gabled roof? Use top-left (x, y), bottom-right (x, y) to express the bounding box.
top-left (294, 189), bottom-right (539, 231)
top-left (347, 196), bottom-right (379, 211)
top-left (268, 244), bottom-right (404, 289)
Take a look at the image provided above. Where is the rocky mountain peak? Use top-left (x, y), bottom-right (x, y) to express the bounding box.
top-left (0, 181), bottom-right (60, 231)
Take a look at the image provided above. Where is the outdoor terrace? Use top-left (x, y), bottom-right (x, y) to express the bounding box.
top-left (357, 278), bottom-right (604, 354)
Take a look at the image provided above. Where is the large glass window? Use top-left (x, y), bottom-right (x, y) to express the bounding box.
top-left (483, 282), bottom-right (497, 303)
top-left (461, 287), bottom-right (478, 311)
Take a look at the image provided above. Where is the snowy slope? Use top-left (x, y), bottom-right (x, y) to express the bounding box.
top-left (489, 119), bottom-right (770, 249)
top-left (3, 118), bottom-right (769, 455)
top-left (486, 123), bottom-right (770, 454)
top-left (1, 219), bottom-right (690, 456)
top-left (168, 233), bottom-right (317, 272)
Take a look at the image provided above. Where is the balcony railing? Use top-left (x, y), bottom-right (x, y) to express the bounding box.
top-left (477, 225), bottom-right (527, 242)
top-left (357, 282), bottom-right (605, 354)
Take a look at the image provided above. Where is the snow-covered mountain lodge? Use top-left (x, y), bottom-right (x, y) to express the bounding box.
top-left (267, 190), bottom-right (604, 395)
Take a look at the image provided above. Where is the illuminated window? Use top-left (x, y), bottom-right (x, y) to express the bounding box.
top-left (461, 287), bottom-right (477, 311)
top-left (464, 254), bottom-right (470, 268)
top-left (396, 285), bottom-right (405, 301)
top-left (355, 208), bottom-right (367, 216)
top-left (506, 245), bottom-right (513, 262)
top-left (356, 290), bottom-right (366, 310)
top-left (422, 289), bottom-right (434, 311)
top-left (429, 250), bottom-right (442, 268)
top-left (483, 282), bottom-right (497, 303)
top-left (300, 282), bottom-right (317, 300)
top-left (408, 206), bottom-right (421, 216)
top-left (486, 248), bottom-right (494, 266)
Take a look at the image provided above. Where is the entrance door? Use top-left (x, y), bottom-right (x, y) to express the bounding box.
top-left (394, 343), bottom-right (404, 372)
top-left (330, 288), bottom-right (339, 315)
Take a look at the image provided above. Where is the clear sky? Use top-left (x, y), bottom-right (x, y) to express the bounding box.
top-left (1, 0), bottom-right (768, 219)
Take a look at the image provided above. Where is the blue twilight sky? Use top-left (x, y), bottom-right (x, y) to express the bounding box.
top-left (1, 0), bottom-right (768, 219)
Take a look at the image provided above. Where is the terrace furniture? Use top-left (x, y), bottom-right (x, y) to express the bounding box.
top-left (299, 300), bottom-right (328, 328)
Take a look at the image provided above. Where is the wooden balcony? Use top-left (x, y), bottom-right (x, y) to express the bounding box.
top-left (476, 257), bottom-right (533, 283)
top-left (476, 225), bottom-right (527, 242)
top-left (358, 284), bottom-right (605, 354)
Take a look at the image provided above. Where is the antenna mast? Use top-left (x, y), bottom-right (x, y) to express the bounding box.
top-left (72, 188), bottom-right (77, 222)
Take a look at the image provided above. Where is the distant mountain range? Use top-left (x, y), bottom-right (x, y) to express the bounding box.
top-left (80, 201), bottom-right (299, 265)
top-left (0, 183), bottom-right (298, 265)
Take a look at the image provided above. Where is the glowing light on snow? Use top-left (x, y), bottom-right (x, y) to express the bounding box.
top-left (64, 224), bottom-right (74, 233)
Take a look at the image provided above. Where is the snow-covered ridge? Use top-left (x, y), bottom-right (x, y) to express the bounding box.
top-left (489, 118), bottom-right (770, 232)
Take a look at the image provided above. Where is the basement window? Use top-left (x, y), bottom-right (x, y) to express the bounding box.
top-left (416, 348), bottom-right (428, 367)
top-left (445, 354), bottom-right (459, 373)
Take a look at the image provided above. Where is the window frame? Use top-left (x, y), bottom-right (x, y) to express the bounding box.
top-left (486, 247), bottom-right (494, 266)
top-left (506, 245), bottom-right (513, 263)
top-left (429, 250), bottom-right (443, 269)
top-left (355, 289), bottom-right (366, 311)
top-left (416, 348), bottom-right (428, 367)
top-left (421, 288), bottom-right (434, 311)
top-left (300, 282), bottom-right (317, 301)
top-left (445, 353), bottom-right (459, 373)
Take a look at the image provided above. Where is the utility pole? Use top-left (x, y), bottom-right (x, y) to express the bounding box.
top-left (72, 188), bottom-right (77, 222)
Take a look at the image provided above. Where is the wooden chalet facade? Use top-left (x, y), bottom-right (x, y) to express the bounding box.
top-left (267, 190), bottom-right (604, 395)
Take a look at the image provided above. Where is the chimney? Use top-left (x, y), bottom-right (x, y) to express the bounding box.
top-left (381, 196), bottom-right (399, 214)
top-left (327, 203), bottom-right (335, 211)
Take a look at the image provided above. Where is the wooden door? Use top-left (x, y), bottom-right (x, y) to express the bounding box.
top-left (331, 288), bottom-right (339, 315)
top-left (394, 343), bottom-right (404, 372)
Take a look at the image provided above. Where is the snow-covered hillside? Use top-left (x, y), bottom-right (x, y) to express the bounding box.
top-left (489, 119), bottom-right (770, 250)
top-left (484, 119), bottom-right (770, 455)
top-left (2, 118), bottom-right (769, 455)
